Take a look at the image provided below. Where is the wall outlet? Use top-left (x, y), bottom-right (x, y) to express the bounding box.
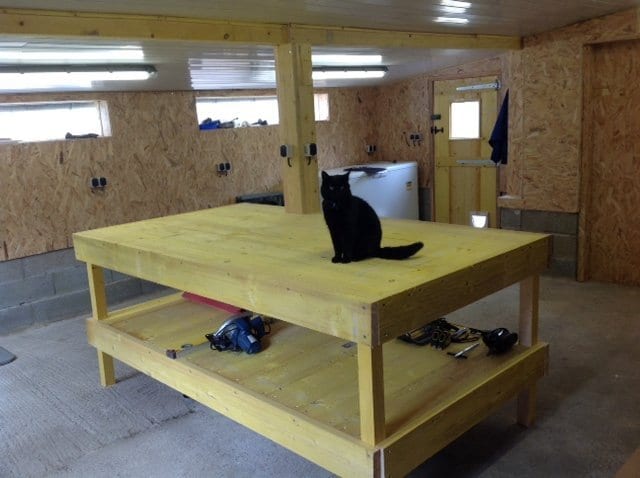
top-left (90, 176), bottom-right (107, 189)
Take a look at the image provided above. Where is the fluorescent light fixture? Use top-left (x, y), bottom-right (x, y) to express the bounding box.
top-left (0, 46), bottom-right (144, 62)
top-left (312, 54), bottom-right (382, 65)
top-left (0, 65), bottom-right (156, 90)
top-left (435, 16), bottom-right (469, 24)
top-left (441, 0), bottom-right (471, 7)
top-left (312, 66), bottom-right (388, 80)
top-left (440, 6), bottom-right (466, 14)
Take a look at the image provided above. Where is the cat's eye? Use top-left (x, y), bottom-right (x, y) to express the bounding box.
top-left (329, 185), bottom-right (334, 190)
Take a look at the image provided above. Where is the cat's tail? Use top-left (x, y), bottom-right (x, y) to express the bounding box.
top-left (376, 242), bottom-right (424, 260)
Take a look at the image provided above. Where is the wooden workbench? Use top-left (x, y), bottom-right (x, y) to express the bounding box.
top-left (73, 203), bottom-right (550, 477)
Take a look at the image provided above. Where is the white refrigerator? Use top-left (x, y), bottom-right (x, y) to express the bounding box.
top-left (321, 161), bottom-right (419, 220)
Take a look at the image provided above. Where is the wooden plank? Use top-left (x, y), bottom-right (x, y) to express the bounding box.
top-left (517, 275), bottom-right (540, 426)
top-left (103, 293), bottom-right (186, 325)
top-left (275, 43), bottom-right (320, 214)
top-left (479, 166), bottom-right (498, 227)
top-left (357, 344), bottom-right (386, 445)
top-left (0, 8), bottom-right (288, 44)
top-left (0, 8), bottom-right (520, 50)
top-left (578, 44), bottom-right (595, 282)
top-left (450, 166), bottom-right (478, 225)
top-left (434, 166), bottom-right (450, 223)
top-left (381, 343), bottom-right (548, 477)
top-left (290, 24), bottom-right (521, 50)
top-left (86, 263), bottom-right (115, 387)
top-left (86, 319), bottom-right (376, 477)
top-left (616, 447), bottom-right (640, 478)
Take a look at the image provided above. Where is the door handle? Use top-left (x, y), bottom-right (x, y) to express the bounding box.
top-left (431, 126), bottom-right (444, 135)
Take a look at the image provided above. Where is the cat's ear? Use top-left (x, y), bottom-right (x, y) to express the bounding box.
top-left (343, 171), bottom-right (351, 179)
top-left (321, 171), bottom-right (329, 180)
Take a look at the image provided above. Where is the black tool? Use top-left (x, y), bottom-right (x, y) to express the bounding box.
top-left (482, 328), bottom-right (518, 355)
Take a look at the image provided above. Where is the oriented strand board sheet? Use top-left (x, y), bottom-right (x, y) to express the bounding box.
top-left (74, 203), bottom-right (550, 345)
top-left (585, 39), bottom-right (640, 286)
top-left (505, 7), bottom-right (639, 212)
top-left (0, 87), bottom-right (376, 261)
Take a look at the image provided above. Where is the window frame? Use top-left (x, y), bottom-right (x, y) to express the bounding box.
top-left (0, 100), bottom-right (111, 144)
top-left (195, 93), bottom-right (330, 129)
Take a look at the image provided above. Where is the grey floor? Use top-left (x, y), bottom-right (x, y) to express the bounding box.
top-left (1, 275), bottom-right (639, 478)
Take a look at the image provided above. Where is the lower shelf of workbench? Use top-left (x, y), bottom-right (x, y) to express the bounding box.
top-left (86, 293), bottom-right (548, 477)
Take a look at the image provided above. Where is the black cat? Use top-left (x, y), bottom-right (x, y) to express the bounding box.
top-left (321, 170), bottom-right (424, 263)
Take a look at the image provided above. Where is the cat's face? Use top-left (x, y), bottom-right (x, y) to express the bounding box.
top-left (321, 171), bottom-right (351, 203)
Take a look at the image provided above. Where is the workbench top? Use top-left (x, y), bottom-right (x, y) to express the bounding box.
top-left (74, 203), bottom-right (550, 345)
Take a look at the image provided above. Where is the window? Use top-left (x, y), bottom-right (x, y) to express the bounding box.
top-left (450, 100), bottom-right (480, 139)
top-left (0, 100), bottom-right (111, 143)
top-left (196, 93), bottom-right (329, 128)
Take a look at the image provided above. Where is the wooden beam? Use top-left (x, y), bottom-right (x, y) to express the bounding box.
top-left (275, 43), bottom-right (320, 214)
top-left (0, 8), bottom-right (288, 44)
top-left (357, 343), bottom-right (386, 445)
top-left (291, 24), bottom-right (522, 50)
top-left (0, 8), bottom-right (521, 50)
top-left (517, 275), bottom-right (540, 426)
top-left (86, 263), bottom-right (116, 387)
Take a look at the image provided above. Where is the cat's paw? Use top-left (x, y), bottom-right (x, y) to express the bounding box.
top-left (332, 256), bottom-right (341, 263)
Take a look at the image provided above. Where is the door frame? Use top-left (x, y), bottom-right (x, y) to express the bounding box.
top-left (431, 75), bottom-right (500, 227)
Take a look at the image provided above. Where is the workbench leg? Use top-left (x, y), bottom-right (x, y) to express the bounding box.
top-left (357, 344), bottom-right (385, 445)
top-left (517, 274), bottom-right (539, 426)
top-left (87, 263), bottom-right (115, 387)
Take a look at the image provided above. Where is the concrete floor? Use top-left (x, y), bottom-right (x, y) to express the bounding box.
top-left (1, 275), bottom-right (639, 478)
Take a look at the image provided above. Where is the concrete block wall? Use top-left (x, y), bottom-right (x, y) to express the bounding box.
top-left (500, 209), bottom-right (578, 278)
top-left (0, 248), bottom-right (167, 335)
top-left (419, 187), bottom-right (432, 221)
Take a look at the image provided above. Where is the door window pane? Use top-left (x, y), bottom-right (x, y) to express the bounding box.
top-left (450, 100), bottom-right (480, 139)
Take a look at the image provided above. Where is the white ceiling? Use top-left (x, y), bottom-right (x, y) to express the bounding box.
top-left (0, 0), bottom-right (639, 92)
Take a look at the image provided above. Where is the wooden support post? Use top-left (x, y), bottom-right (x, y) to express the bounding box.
top-left (275, 42), bottom-right (320, 214)
top-left (517, 274), bottom-right (539, 426)
top-left (86, 263), bottom-right (115, 387)
top-left (357, 343), bottom-right (385, 445)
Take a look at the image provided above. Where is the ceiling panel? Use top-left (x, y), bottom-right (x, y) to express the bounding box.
top-left (2, 0), bottom-right (639, 36)
top-left (0, 1), bottom-right (639, 92)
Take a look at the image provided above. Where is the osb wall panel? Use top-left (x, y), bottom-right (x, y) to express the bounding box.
top-left (371, 75), bottom-right (430, 187)
top-left (585, 40), bottom-right (640, 286)
top-left (505, 7), bottom-right (639, 212)
top-left (317, 87), bottom-right (378, 170)
top-left (1, 87), bottom-right (376, 260)
top-left (503, 50), bottom-right (525, 200)
top-left (0, 139), bottom-right (113, 258)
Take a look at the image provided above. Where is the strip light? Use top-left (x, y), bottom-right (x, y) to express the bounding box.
top-left (312, 66), bottom-right (388, 80)
top-left (434, 17), bottom-right (469, 24)
top-left (441, 0), bottom-right (471, 7)
top-left (0, 47), bottom-right (144, 62)
top-left (312, 54), bottom-right (382, 65)
top-left (0, 65), bottom-right (156, 90)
